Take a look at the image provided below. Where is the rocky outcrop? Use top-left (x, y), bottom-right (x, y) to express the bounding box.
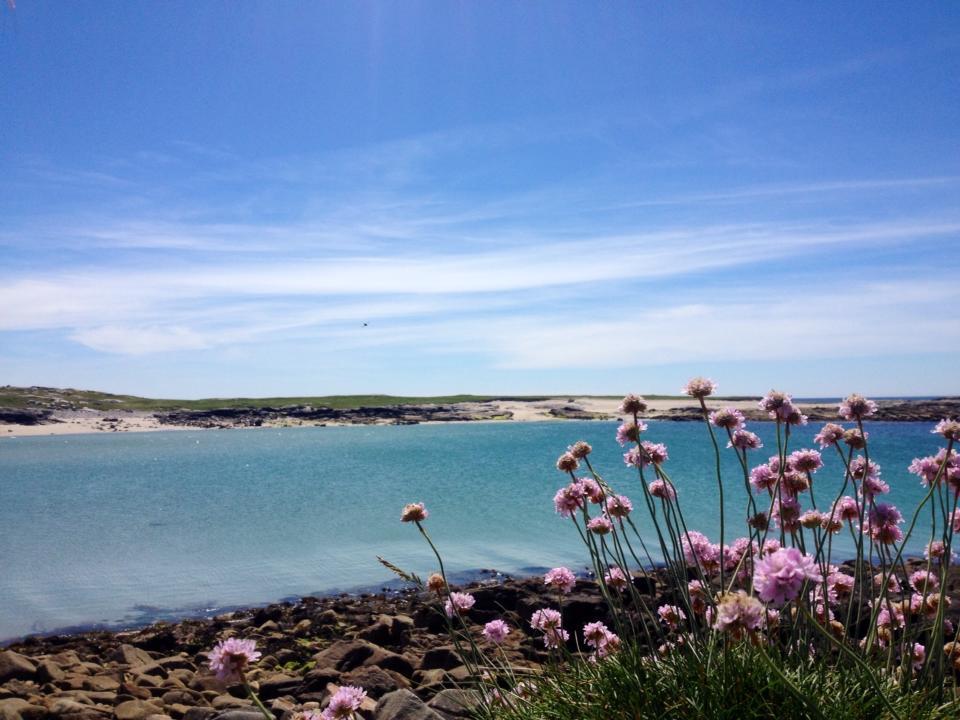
top-left (0, 410), bottom-right (53, 426)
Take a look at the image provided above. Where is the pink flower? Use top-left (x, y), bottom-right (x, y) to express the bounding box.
top-left (444, 592), bottom-right (475, 618)
top-left (843, 428), bottom-right (868, 448)
top-left (556, 452), bottom-right (579, 473)
top-left (616, 420), bottom-right (647, 446)
top-left (910, 570), bottom-right (939, 593)
top-left (758, 390), bottom-right (795, 420)
top-left (910, 643), bottom-right (926, 672)
top-left (400, 502), bottom-right (428, 523)
top-left (618, 394), bottom-right (648, 414)
top-left (322, 686), bottom-right (367, 720)
top-left (544, 567), bottom-right (576, 594)
top-left (728, 429), bottom-right (762, 450)
top-left (542, 627), bottom-right (570, 648)
top-left (580, 477), bottom-right (605, 504)
top-left (657, 604), bottom-right (686, 630)
top-left (753, 548), bottom-right (822, 606)
top-left (605, 494), bottom-right (633, 518)
top-left (712, 591), bottom-right (765, 637)
top-left (933, 418), bottom-right (960, 442)
top-left (482, 619), bottom-right (510, 644)
top-left (909, 456), bottom-right (945, 486)
top-left (681, 530), bottom-right (721, 572)
top-left (604, 566), bottom-right (629, 591)
top-left (749, 464), bottom-right (777, 492)
top-left (814, 423), bottom-right (846, 448)
top-left (863, 502), bottom-right (903, 545)
top-left (587, 516), bottom-right (613, 535)
top-left (709, 408), bottom-right (745, 430)
top-left (859, 474), bottom-right (890, 500)
top-left (838, 394), bottom-right (878, 421)
top-left (925, 540), bottom-right (954, 561)
top-left (648, 478), bottom-right (676, 500)
top-left (849, 456), bottom-right (881, 480)
top-left (568, 441), bottom-right (592, 459)
top-left (530, 608), bottom-right (562, 631)
top-left (688, 580), bottom-right (708, 614)
top-left (788, 449), bottom-right (822, 474)
top-left (207, 638), bottom-right (261, 682)
top-left (553, 482), bottom-right (585, 518)
top-left (682, 377), bottom-right (717, 398)
top-left (582, 621), bottom-right (620, 658)
top-left (799, 510), bottom-right (826, 529)
top-left (642, 441), bottom-right (669, 465)
top-left (771, 496), bottom-right (801, 533)
top-left (835, 496), bottom-right (860, 522)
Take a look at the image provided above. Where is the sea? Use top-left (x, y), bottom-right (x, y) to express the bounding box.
top-left (0, 420), bottom-right (947, 642)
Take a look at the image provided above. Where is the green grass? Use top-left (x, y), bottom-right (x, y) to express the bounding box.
top-left (477, 641), bottom-right (959, 720)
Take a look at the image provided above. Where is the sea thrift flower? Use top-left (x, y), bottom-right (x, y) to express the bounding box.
top-left (648, 478), bottom-right (676, 500)
top-left (530, 608), bottom-right (562, 631)
top-left (712, 591), bottom-right (765, 638)
top-left (709, 407), bottom-right (745, 430)
top-left (616, 420), bottom-right (647, 446)
top-left (859, 474), bottom-right (890, 500)
top-left (728, 430), bottom-right (763, 450)
top-left (749, 464), bottom-right (777, 492)
top-left (568, 440), bottom-right (592, 459)
top-left (582, 621), bottom-right (620, 658)
top-left (838, 393), bottom-right (878, 421)
top-left (641, 441), bottom-right (669, 465)
top-left (799, 510), bottom-right (826, 529)
top-left (682, 377), bottom-right (717, 399)
top-left (910, 570), bottom-right (939, 594)
top-left (400, 502), bottom-right (428, 523)
top-left (483, 619), bottom-right (510, 644)
top-left (788, 449), bottom-right (823, 473)
top-left (910, 643), bottom-right (926, 672)
top-left (820, 511), bottom-right (844, 533)
top-left (444, 592), bottom-right (475, 618)
top-left (688, 580), bottom-right (708, 615)
top-left (873, 572), bottom-right (901, 594)
top-left (619, 393), bottom-right (648, 414)
top-left (814, 423), bottom-right (846, 448)
top-left (849, 456), bottom-right (881, 480)
top-left (771, 496), bottom-right (801, 533)
top-left (864, 502), bottom-right (904, 545)
top-left (322, 686), bottom-right (367, 720)
top-left (909, 455), bottom-right (946, 486)
top-left (207, 638), bottom-right (261, 682)
top-left (426, 573), bottom-right (445, 593)
top-left (836, 496), bottom-right (860, 522)
top-left (748, 511), bottom-right (769, 531)
top-left (843, 428), bottom-right (868, 449)
top-left (782, 471), bottom-right (810, 497)
top-left (933, 418), bottom-right (960, 442)
top-left (544, 567), bottom-right (576, 594)
top-left (604, 566), bottom-right (629, 591)
top-left (827, 570), bottom-right (855, 597)
top-left (657, 604), bottom-right (686, 630)
top-left (587, 516), bottom-right (613, 535)
top-left (758, 390), bottom-right (795, 420)
top-left (681, 530), bottom-right (721, 572)
top-left (580, 477), bottom-right (605, 504)
top-left (925, 540), bottom-right (952, 561)
top-left (556, 452), bottom-right (579, 473)
top-left (605, 494), bottom-right (633, 518)
top-left (542, 627), bottom-right (570, 649)
top-left (753, 548), bottom-right (822, 605)
top-left (553, 482), bottom-right (585, 517)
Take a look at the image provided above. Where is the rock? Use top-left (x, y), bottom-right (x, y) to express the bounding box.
top-left (297, 667), bottom-right (341, 695)
top-left (359, 615), bottom-right (412, 648)
top-left (115, 700), bottom-right (164, 720)
top-left (338, 666), bottom-right (401, 699)
top-left (82, 676), bottom-right (120, 693)
top-left (160, 690), bottom-right (202, 706)
top-left (312, 641), bottom-right (373, 672)
top-left (36, 660), bottom-right (65, 683)
top-left (255, 675), bottom-right (300, 701)
top-left (182, 709), bottom-right (216, 720)
top-left (46, 697), bottom-right (109, 718)
top-left (425, 689), bottom-right (477, 719)
top-left (120, 684), bottom-right (153, 701)
top-left (373, 690), bottom-right (443, 720)
top-left (0, 652), bottom-right (37, 683)
top-left (154, 656), bottom-right (195, 672)
top-left (210, 697), bottom-right (250, 710)
top-left (145, 715), bottom-right (175, 720)
top-left (111, 646), bottom-right (154, 668)
top-left (210, 711), bottom-right (269, 720)
top-left (418, 647), bottom-right (460, 671)
top-left (291, 620), bottom-right (312, 638)
top-left (0, 699), bottom-right (30, 720)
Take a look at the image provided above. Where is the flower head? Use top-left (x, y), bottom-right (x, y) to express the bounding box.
top-left (712, 591), bottom-right (765, 638)
top-left (648, 478), bottom-right (676, 500)
top-left (814, 423), bottom-right (846, 448)
top-left (933, 418), bottom-right (960, 442)
top-left (788, 449), bottom-right (823, 474)
top-left (605, 494), bottom-right (633, 518)
top-left (759, 390), bottom-right (795, 420)
top-left (483, 619), bottom-right (510, 644)
top-left (682, 377), bottom-right (717, 399)
top-left (544, 567), bottom-right (576, 594)
top-left (728, 429), bottom-right (763, 450)
top-left (587, 516), bottom-right (613, 535)
top-left (843, 428), bottom-right (868, 449)
top-left (618, 393), bottom-right (648, 414)
top-left (426, 573), bottom-right (445, 593)
top-left (753, 548), bottom-right (821, 605)
top-left (401, 502), bottom-right (428, 523)
top-left (657, 604), bottom-right (686, 630)
top-left (530, 607), bottom-right (562, 631)
top-left (553, 482), bottom-right (585, 518)
top-left (616, 420), bottom-right (647, 446)
top-left (863, 502), bottom-right (904, 545)
top-left (322, 686), bottom-right (367, 720)
top-left (556, 452), bottom-right (579, 473)
top-left (838, 393), bottom-right (878, 421)
top-left (207, 638), bottom-right (261, 682)
top-left (567, 440), bottom-right (592, 459)
top-left (444, 592), bottom-right (475, 618)
top-left (604, 566), bottom-right (629, 591)
top-left (710, 407), bottom-right (745, 430)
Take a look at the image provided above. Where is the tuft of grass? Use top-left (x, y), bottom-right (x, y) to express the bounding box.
top-left (476, 641), bottom-right (959, 720)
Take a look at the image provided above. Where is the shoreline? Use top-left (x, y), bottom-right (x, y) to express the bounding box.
top-left (4, 396), bottom-right (959, 437)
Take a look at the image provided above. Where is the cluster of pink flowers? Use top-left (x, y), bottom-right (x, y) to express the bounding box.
top-left (863, 502), bottom-right (904, 545)
top-left (587, 516), bottom-right (613, 535)
top-left (933, 418), bottom-right (960, 442)
top-left (604, 566), bottom-right (629, 591)
top-left (909, 448), bottom-right (960, 492)
top-left (624, 441), bottom-right (669, 468)
top-left (553, 481), bottom-right (586, 517)
top-left (758, 390), bottom-right (807, 425)
top-left (838, 393), bottom-right (878, 421)
top-left (657, 604), bottom-right (686, 630)
top-left (319, 686), bottom-right (367, 720)
top-left (709, 407), bottom-right (744, 430)
top-left (582, 621), bottom-right (620, 659)
top-left (648, 478), bottom-right (676, 500)
top-left (530, 608), bottom-right (569, 648)
top-left (753, 547), bottom-right (821, 605)
top-left (618, 393), bottom-right (648, 415)
top-left (444, 592), bottom-right (476, 618)
top-left (680, 530), bottom-right (722, 573)
top-left (207, 638), bottom-right (261, 682)
top-left (482, 619), bottom-right (510, 644)
top-left (605, 494), bottom-right (633, 518)
top-left (728, 429), bottom-right (763, 450)
top-left (711, 591), bottom-right (765, 638)
top-left (813, 422), bottom-right (846, 448)
top-left (616, 419), bottom-right (647, 446)
top-left (544, 566), bottom-right (576, 594)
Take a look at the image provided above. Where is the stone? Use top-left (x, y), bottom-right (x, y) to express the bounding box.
top-left (210, 697), bottom-right (250, 710)
top-left (160, 690), bottom-right (201, 706)
top-left (291, 620), bottom-right (312, 637)
top-left (255, 675), bottom-right (300, 701)
top-left (0, 652), bottom-right (37, 683)
top-left (417, 647), bottom-right (460, 671)
top-left (182, 708), bottom-right (216, 720)
top-left (36, 660), bottom-right (66, 683)
top-left (373, 690), bottom-right (443, 720)
top-left (111, 646), bottom-right (154, 668)
top-left (82, 676), bottom-right (120, 693)
top-left (0, 699), bottom-right (30, 720)
top-left (338, 666), bottom-right (400, 699)
top-left (311, 641), bottom-right (373, 672)
top-left (297, 667), bottom-right (341, 695)
top-left (210, 710), bottom-right (269, 720)
top-left (115, 700), bottom-right (164, 720)
top-left (425, 689), bottom-right (477, 719)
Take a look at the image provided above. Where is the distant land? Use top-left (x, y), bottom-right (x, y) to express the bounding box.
top-left (0, 385), bottom-right (957, 436)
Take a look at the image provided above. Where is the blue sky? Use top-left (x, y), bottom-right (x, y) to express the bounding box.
top-left (1, 2), bottom-right (958, 398)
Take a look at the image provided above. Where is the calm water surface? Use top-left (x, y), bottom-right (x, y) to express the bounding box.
top-left (0, 420), bottom-right (945, 641)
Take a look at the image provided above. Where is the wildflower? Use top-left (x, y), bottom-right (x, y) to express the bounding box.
top-left (322, 686), bottom-right (367, 720)
top-left (788, 449), bottom-right (823, 474)
top-left (910, 570), bottom-right (939, 594)
top-left (758, 390), bottom-right (795, 420)
top-left (426, 573), bottom-right (445, 593)
top-left (933, 418), bottom-right (960, 442)
top-left (657, 604), bottom-right (686, 630)
top-left (400, 502), bottom-right (428, 523)
top-left (709, 407), bottom-right (745, 430)
top-left (827, 570), bottom-right (854, 597)
top-left (619, 393), bottom-right (648, 414)
top-left (587, 516), bottom-right (613, 535)
top-left (641, 441), bottom-right (669, 465)
top-left (782, 471), bottom-right (810, 497)
top-left (688, 580), bottom-right (708, 614)
top-left (843, 428), bottom-right (868, 449)
top-left (909, 455), bottom-right (945, 487)
top-left (556, 452), bottom-right (579, 473)
top-left (771, 496), bottom-right (801, 533)
top-left (482, 619), bottom-right (510, 644)
top-left (814, 423), bottom-right (846, 448)
top-left (783, 407), bottom-right (808, 426)
top-left (952, 508), bottom-right (960, 533)
top-left (568, 440), bottom-right (592, 459)
top-left (820, 511), bottom-right (844, 534)
top-left (616, 420), bottom-right (647, 446)
top-left (945, 642), bottom-right (960, 672)
top-left (748, 511), bottom-right (769, 531)
top-left (749, 464), bottom-right (777, 492)
top-left (873, 572), bottom-right (901, 594)
top-left (799, 510), bottom-right (826, 529)
top-left (681, 530), bottom-right (721, 572)
top-left (849, 456), bottom-right (880, 480)
top-left (648, 478), bottom-right (676, 500)
top-left (604, 566), bottom-right (629, 591)
top-left (444, 592), bottom-right (475, 618)
top-left (682, 377), bottom-right (717, 399)
top-left (530, 608), bottom-right (562, 631)
top-left (544, 567), bottom-right (576, 594)
top-left (580, 477), bottom-right (605, 503)
top-left (925, 540), bottom-right (953, 561)
top-left (728, 429), bottom-right (763, 450)
top-left (863, 502), bottom-right (904, 545)
top-left (207, 638), bottom-right (261, 682)
top-left (836, 496), bottom-right (860, 522)
top-left (712, 591), bottom-right (765, 638)
top-left (753, 548), bottom-right (822, 605)
top-left (910, 643), bottom-right (926, 672)
top-left (838, 393), bottom-right (878, 421)
top-left (859, 474), bottom-right (890, 500)
top-left (583, 621), bottom-right (620, 658)
top-left (553, 482), bottom-right (585, 518)
top-left (605, 494), bottom-right (633, 518)
top-left (542, 627), bottom-right (570, 648)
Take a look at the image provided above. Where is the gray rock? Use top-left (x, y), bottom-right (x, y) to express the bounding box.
top-left (0, 699), bottom-right (31, 720)
top-left (211, 710), bottom-right (271, 720)
top-left (425, 689), bottom-right (477, 719)
top-left (0, 652), bottom-right (37, 683)
top-left (373, 690), bottom-right (443, 720)
top-left (115, 700), bottom-right (164, 720)
top-left (418, 647), bottom-right (460, 671)
top-left (110, 646), bottom-right (154, 668)
top-left (182, 708), bottom-right (217, 720)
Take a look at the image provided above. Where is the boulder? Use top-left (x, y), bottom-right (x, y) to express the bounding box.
top-left (110, 646), bottom-right (154, 668)
top-left (115, 700), bottom-right (164, 720)
top-left (0, 652), bottom-right (37, 683)
top-left (181, 708), bottom-right (216, 720)
top-left (373, 690), bottom-right (443, 720)
top-left (210, 710), bottom-right (269, 720)
top-left (425, 689), bottom-right (477, 719)
top-left (337, 666), bottom-right (402, 699)
top-left (417, 648), bottom-right (459, 671)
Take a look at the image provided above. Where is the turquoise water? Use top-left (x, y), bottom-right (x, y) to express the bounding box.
top-left (0, 420), bottom-right (946, 641)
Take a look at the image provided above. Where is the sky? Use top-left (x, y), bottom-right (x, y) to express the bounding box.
top-left (1, 2), bottom-right (959, 398)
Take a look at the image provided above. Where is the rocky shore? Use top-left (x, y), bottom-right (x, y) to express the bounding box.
top-left (3, 562), bottom-right (959, 720)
